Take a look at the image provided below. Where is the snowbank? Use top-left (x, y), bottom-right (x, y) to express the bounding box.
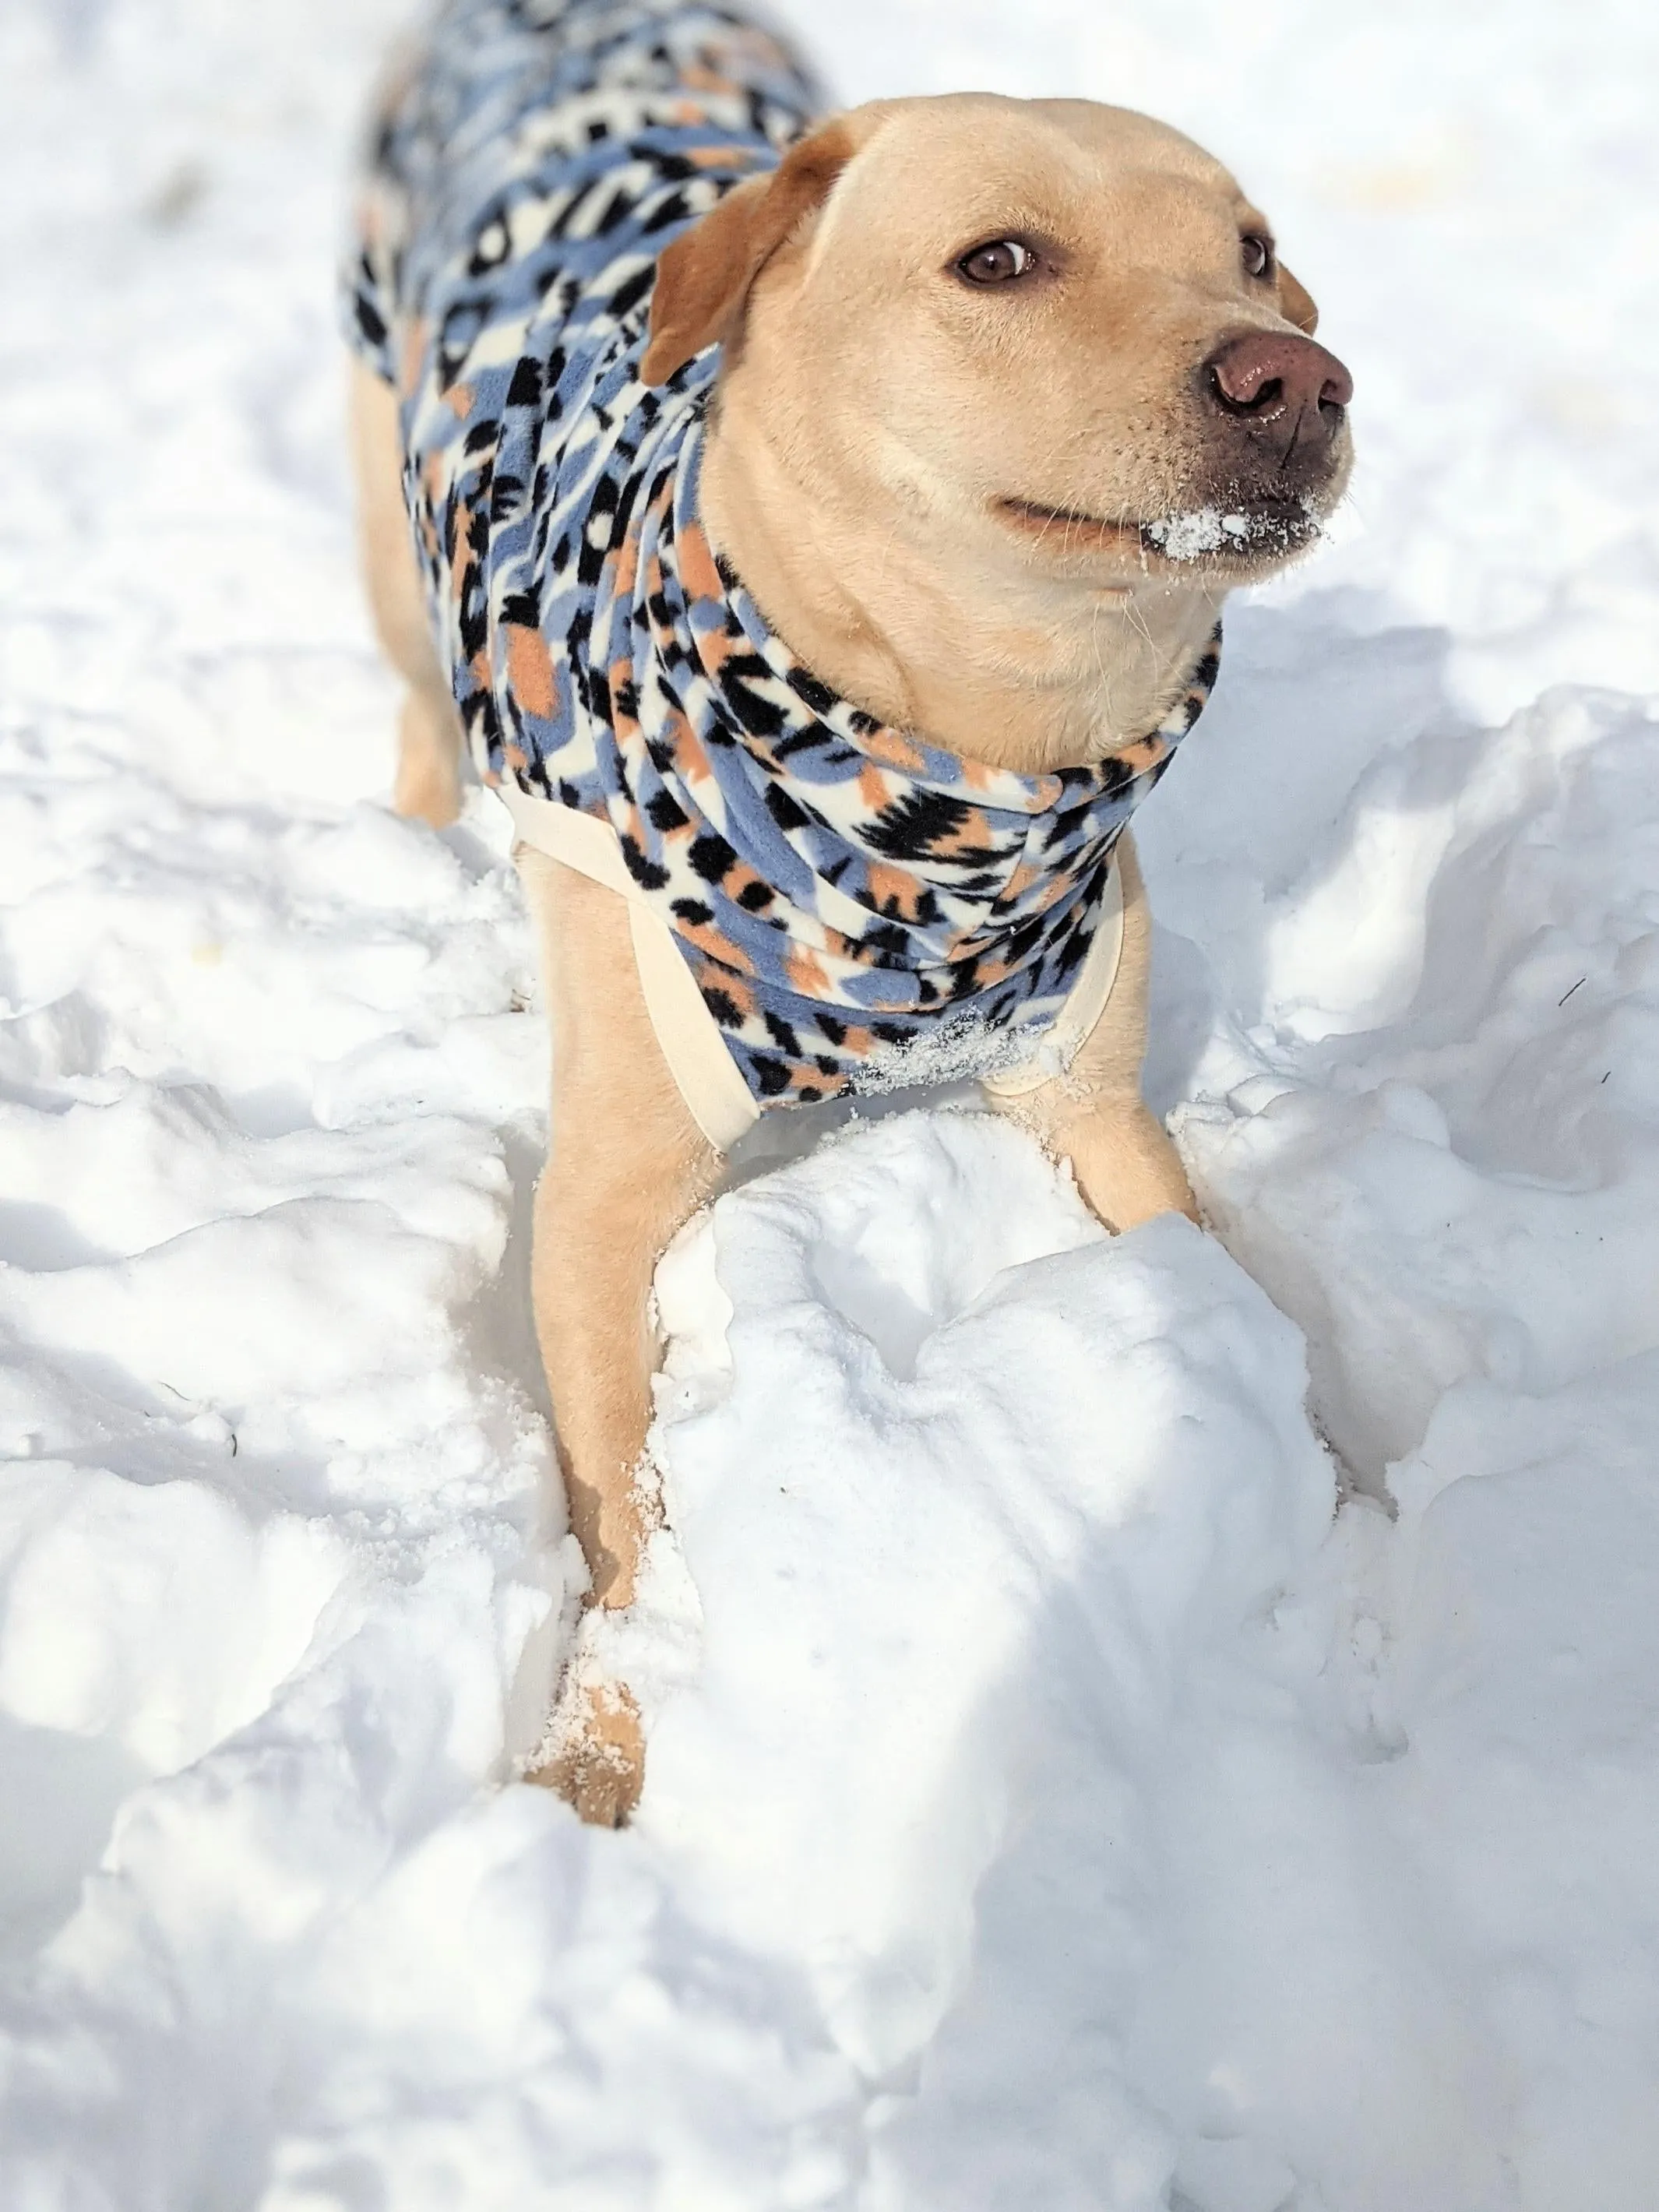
top-left (2, 0), bottom-right (1657, 2206)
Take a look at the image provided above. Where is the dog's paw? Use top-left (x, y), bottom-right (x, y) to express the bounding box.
top-left (524, 1680), bottom-right (645, 1828)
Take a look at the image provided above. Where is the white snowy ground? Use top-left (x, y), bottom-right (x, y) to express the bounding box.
top-left (2, 0), bottom-right (1657, 2205)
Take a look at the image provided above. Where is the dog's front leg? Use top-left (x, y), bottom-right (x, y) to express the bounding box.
top-left (516, 847), bottom-right (720, 1823)
top-left (985, 833), bottom-right (1199, 1233)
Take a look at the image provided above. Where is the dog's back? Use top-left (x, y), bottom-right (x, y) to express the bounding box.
top-left (345, 0), bottom-right (820, 784)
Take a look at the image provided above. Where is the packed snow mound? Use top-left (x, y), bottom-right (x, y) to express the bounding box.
top-left (1148, 660), bottom-right (1659, 1482)
top-left (4, 0), bottom-right (1659, 2207)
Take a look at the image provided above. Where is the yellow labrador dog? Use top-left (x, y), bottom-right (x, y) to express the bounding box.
top-left (347, 0), bottom-right (1352, 1823)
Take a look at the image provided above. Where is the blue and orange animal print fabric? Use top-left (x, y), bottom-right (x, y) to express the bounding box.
top-left (346, 0), bottom-right (1220, 1108)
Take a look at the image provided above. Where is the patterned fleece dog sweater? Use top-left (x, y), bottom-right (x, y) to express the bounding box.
top-left (346, 0), bottom-right (1220, 1147)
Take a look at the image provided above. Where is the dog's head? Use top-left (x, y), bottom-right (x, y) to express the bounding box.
top-left (644, 93), bottom-right (1351, 584)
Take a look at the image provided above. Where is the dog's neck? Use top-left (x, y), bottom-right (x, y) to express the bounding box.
top-left (699, 384), bottom-right (1224, 777)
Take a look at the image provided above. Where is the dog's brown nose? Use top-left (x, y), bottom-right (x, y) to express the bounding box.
top-left (1203, 333), bottom-right (1352, 473)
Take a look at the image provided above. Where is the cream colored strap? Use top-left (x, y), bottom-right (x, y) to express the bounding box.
top-left (978, 861), bottom-right (1126, 1098)
top-left (495, 773), bottom-right (760, 1154)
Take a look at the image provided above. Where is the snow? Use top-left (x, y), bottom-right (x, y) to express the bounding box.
top-left (1142, 507), bottom-right (1305, 562)
top-left (2, 0), bottom-right (1658, 2206)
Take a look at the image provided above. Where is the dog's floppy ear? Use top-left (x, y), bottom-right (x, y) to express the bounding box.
top-left (1277, 263), bottom-right (1319, 335)
top-left (641, 118), bottom-right (860, 385)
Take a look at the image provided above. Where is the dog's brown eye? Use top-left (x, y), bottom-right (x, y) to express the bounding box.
top-left (1241, 233), bottom-right (1274, 280)
top-left (956, 238), bottom-right (1036, 286)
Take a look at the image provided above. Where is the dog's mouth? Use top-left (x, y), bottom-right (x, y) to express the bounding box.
top-left (996, 494), bottom-right (1325, 571)
top-left (996, 498), bottom-right (1140, 554)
